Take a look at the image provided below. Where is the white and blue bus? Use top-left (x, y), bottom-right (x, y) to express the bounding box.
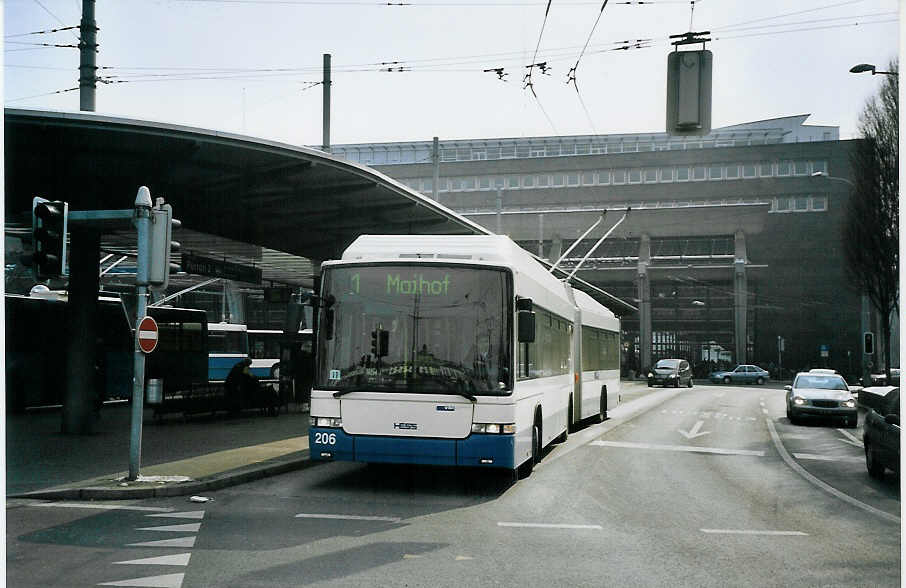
top-left (309, 235), bottom-right (620, 478)
top-left (248, 328), bottom-right (313, 379)
top-left (207, 322), bottom-right (249, 381)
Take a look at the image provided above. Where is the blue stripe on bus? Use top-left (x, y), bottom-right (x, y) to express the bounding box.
top-left (309, 428), bottom-right (515, 469)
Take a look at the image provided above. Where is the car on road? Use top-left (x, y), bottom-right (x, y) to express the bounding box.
top-left (785, 371), bottom-right (857, 427)
top-left (863, 386), bottom-right (899, 479)
top-left (647, 358), bottom-right (693, 388)
top-left (709, 364), bottom-right (770, 385)
top-left (870, 368), bottom-right (900, 386)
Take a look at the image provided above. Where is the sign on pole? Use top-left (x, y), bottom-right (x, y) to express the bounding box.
top-left (137, 316), bottom-right (159, 354)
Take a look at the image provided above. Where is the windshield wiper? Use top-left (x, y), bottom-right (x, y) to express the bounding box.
top-left (452, 390), bottom-right (477, 403)
top-left (332, 388), bottom-right (370, 398)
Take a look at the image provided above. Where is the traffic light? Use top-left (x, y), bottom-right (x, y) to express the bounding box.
top-left (148, 199), bottom-right (180, 291)
top-left (31, 197), bottom-right (69, 280)
top-left (370, 329), bottom-right (389, 357)
top-left (864, 332), bottom-right (875, 355)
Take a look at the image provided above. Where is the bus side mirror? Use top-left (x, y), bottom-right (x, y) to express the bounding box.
top-left (518, 311), bottom-right (535, 343)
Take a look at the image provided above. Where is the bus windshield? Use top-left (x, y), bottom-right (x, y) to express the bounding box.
top-left (317, 265), bottom-right (511, 395)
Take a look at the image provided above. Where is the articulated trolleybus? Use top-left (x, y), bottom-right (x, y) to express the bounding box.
top-left (309, 235), bottom-right (620, 478)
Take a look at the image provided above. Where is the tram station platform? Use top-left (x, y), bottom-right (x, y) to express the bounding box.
top-left (8, 381), bottom-right (670, 501)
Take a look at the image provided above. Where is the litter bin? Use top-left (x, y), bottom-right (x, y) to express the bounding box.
top-left (146, 378), bottom-right (163, 405)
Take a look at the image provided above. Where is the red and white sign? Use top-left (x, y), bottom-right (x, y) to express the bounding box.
top-left (137, 316), bottom-right (159, 354)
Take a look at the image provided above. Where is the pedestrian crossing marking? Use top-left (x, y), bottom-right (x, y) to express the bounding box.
top-left (136, 524), bottom-right (202, 533)
top-left (114, 554), bottom-right (191, 567)
top-left (126, 536), bottom-right (197, 548)
top-left (98, 573), bottom-right (185, 587)
top-left (146, 511), bottom-right (205, 520)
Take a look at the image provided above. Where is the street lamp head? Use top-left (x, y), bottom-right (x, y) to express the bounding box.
top-left (850, 63), bottom-right (876, 74)
top-left (811, 171), bottom-right (826, 177)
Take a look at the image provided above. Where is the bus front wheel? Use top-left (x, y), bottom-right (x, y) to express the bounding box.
top-left (518, 422), bottom-right (540, 479)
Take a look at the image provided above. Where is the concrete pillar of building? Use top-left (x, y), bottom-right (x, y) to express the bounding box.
top-left (733, 230), bottom-right (748, 365)
top-left (638, 234), bottom-right (652, 373)
top-left (550, 235), bottom-right (563, 265)
top-left (223, 280), bottom-right (246, 324)
top-left (538, 213), bottom-right (545, 258)
top-left (495, 189), bottom-right (503, 235)
top-left (62, 229), bottom-right (101, 434)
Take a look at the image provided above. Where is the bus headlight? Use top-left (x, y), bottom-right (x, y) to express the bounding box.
top-left (842, 399), bottom-right (856, 408)
top-left (472, 423), bottom-right (516, 434)
top-left (311, 416), bottom-right (342, 428)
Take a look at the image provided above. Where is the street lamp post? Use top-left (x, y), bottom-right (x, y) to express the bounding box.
top-left (849, 63), bottom-right (898, 77)
top-left (811, 171), bottom-right (854, 187)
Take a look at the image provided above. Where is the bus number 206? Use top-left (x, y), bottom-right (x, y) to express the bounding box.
top-left (314, 432), bottom-right (337, 445)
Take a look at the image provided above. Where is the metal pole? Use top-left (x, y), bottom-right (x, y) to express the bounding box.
top-left (79, 0), bottom-right (97, 111)
top-left (565, 209), bottom-right (630, 281)
top-left (322, 53), bottom-right (331, 153)
top-left (129, 186), bottom-right (153, 481)
top-left (432, 137), bottom-right (440, 202)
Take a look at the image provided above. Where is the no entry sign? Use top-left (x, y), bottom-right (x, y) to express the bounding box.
top-left (137, 316), bottom-right (159, 354)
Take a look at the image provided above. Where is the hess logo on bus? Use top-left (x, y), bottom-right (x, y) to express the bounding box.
top-left (394, 422), bottom-right (418, 430)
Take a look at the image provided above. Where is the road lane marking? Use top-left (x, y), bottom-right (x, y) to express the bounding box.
top-left (498, 522), bottom-right (602, 530)
top-left (765, 418), bottom-right (900, 524)
top-left (295, 513), bottom-right (401, 522)
top-left (837, 428), bottom-right (864, 447)
top-left (135, 523), bottom-right (202, 533)
top-left (678, 420), bottom-right (710, 439)
top-left (792, 453), bottom-right (864, 463)
top-left (701, 529), bottom-right (808, 536)
top-left (30, 503), bottom-right (173, 512)
top-left (126, 537), bottom-right (197, 548)
top-left (114, 554), bottom-right (192, 567)
top-left (591, 440), bottom-right (764, 457)
top-left (146, 511), bottom-right (205, 520)
top-left (98, 573), bottom-right (185, 587)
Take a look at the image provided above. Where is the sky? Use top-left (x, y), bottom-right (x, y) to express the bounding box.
top-left (3, 0), bottom-right (901, 147)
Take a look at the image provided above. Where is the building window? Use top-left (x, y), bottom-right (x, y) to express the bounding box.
top-left (794, 160), bottom-right (809, 176)
top-left (507, 176), bottom-right (520, 189)
top-left (494, 177), bottom-right (505, 189)
top-left (531, 148), bottom-right (545, 157)
top-left (759, 162), bottom-right (773, 177)
top-left (612, 169), bottom-right (626, 184)
top-left (516, 146), bottom-right (530, 158)
top-left (644, 168), bottom-right (658, 183)
top-left (812, 196), bottom-right (828, 211)
top-left (591, 143), bottom-right (606, 154)
top-left (623, 142), bottom-right (638, 153)
top-left (777, 161), bottom-right (791, 176)
top-left (560, 144), bottom-right (575, 156)
top-left (638, 142), bottom-right (652, 152)
top-left (479, 177), bottom-right (490, 190)
top-left (692, 166), bottom-right (706, 181)
top-left (552, 173), bottom-right (565, 187)
top-left (582, 172), bottom-right (595, 185)
top-left (676, 167), bottom-right (690, 181)
top-left (743, 164), bottom-right (756, 178)
top-left (576, 144), bottom-right (589, 155)
top-left (537, 175), bottom-right (549, 188)
top-left (708, 165), bottom-right (722, 180)
top-left (462, 177), bottom-right (476, 190)
top-left (774, 197), bottom-right (791, 212)
top-left (546, 145), bottom-right (560, 157)
top-left (457, 148), bottom-right (471, 161)
top-left (725, 165), bottom-right (739, 179)
top-left (660, 167), bottom-right (674, 182)
top-left (420, 179), bottom-right (430, 192)
top-left (500, 145), bottom-right (515, 159)
top-left (522, 175), bottom-right (535, 188)
top-left (471, 150), bottom-right (486, 161)
top-left (794, 196), bottom-right (809, 211)
top-left (669, 142), bottom-right (684, 150)
top-left (437, 178), bottom-right (448, 192)
top-left (812, 160), bottom-right (828, 174)
top-left (598, 170), bottom-right (610, 184)
top-left (567, 173), bottom-right (579, 186)
top-left (628, 169), bottom-right (642, 184)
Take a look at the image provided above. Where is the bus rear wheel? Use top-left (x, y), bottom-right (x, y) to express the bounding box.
top-left (594, 389), bottom-right (607, 423)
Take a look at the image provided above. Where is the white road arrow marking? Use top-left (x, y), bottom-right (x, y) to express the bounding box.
top-left (98, 573), bottom-right (184, 587)
top-left (114, 554), bottom-right (191, 567)
top-left (837, 428), bottom-right (864, 448)
top-left (678, 420), bottom-right (710, 439)
top-left (146, 511), bottom-right (205, 520)
top-left (126, 537), bottom-right (196, 548)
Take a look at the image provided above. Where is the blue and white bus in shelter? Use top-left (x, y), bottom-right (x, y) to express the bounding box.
top-left (309, 235), bottom-right (620, 478)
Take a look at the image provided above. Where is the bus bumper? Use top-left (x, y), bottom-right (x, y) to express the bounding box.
top-left (309, 428), bottom-right (515, 469)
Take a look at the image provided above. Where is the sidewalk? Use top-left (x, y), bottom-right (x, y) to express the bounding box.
top-left (8, 402), bottom-right (313, 500)
top-left (8, 381), bottom-right (665, 501)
